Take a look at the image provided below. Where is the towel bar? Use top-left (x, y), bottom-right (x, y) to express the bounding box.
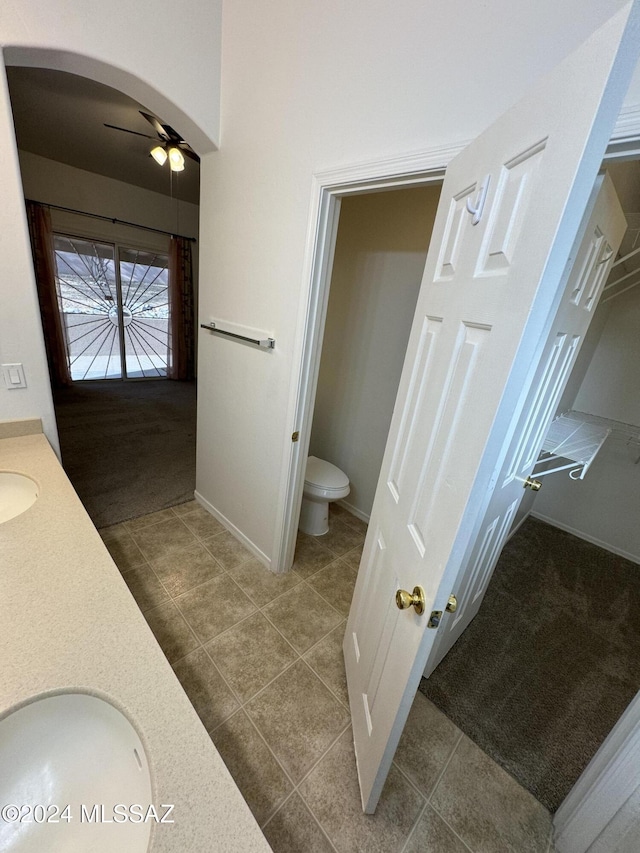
top-left (200, 322), bottom-right (275, 349)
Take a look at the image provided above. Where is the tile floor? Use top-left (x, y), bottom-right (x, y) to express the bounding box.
top-left (100, 502), bottom-right (554, 853)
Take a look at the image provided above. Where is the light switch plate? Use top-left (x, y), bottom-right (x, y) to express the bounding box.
top-left (2, 363), bottom-right (27, 389)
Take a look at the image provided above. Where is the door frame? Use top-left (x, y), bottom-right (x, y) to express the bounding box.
top-left (272, 105), bottom-right (640, 849)
top-left (271, 141), bottom-right (464, 574)
top-left (554, 690), bottom-right (640, 853)
top-left (273, 102), bottom-right (640, 577)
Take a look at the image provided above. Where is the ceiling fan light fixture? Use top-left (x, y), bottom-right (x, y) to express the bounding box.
top-left (150, 145), bottom-right (168, 166)
top-left (168, 146), bottom-right (185, 172)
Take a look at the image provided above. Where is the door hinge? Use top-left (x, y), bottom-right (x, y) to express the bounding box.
top-left (291, 431), bottom-right (300, 442)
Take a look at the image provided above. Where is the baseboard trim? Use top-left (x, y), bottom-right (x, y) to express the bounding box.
top-left (336, 498), bottom-right (370, 524)
top-left (531, 512), bottom-right (640, 566)
top-left (194, 490), bottom-right (272, 571)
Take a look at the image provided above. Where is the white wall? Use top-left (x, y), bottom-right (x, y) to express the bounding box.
top-left (309, 187), bottom-right (439, 518)
top-left (18, 151), bottom-right (199, 243)
top-left (533, 440), bottom-right (640, 564)
top-left (573, 287), bottom-right (640, 424)
top-left (0, 0), bottom-right (221, 152)
top-left (196, 0), bottom-right (639, 562)
top-left (0, 1), bottom-right (639, 557)
top-left (534, 286), bottom-right (640, 563)
top-left (0, 63), bottom-right (57, 447)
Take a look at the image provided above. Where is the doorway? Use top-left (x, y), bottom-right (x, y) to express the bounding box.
top-left (282, 140), bottom-right (640, 836)
top-left (7, 65), bottom-right (201, 528)
top-left (418, 156), bottom-right (640, 812)
top-left (299, 170), bottom-right (633, 813)
top-left (306, 185), bottom-right (442, 527)
top-left (53, 235), bottom-right (170, 381)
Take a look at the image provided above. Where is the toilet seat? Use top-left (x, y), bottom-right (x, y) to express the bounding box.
top-left (304, 456), bottom-right (350, 499)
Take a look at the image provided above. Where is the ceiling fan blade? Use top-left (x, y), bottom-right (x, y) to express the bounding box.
top-left (139, 111), bottom-right (170, 140)
top-left (181, 146), bottom-right (200, 163)
top-left (104, 123), bottom-right (155, 140)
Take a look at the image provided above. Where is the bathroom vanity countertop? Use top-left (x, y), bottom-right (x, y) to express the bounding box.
top-left (0, 432), bottom-right (271, 852)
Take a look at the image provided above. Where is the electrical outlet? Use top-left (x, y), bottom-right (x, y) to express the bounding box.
top-left (2, 363), bottom-right (27, 389)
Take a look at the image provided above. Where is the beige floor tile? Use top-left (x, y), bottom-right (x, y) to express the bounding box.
top-left (263, 793), bottom-right (334, 853)
top-left (180, 505), bottom-right (226, 539)
top-left (202, 530), bottom-right (252, 570)
top-left (171, 500), bottom-right (199, 516)
top-left (337, 512), bottom-right (368, 536)
top-left (175, 574), bottom-right (256, 643)
top-left (430, 734), bottom-right (552, 853)
top-left (306, 559), bottom-right (358, 617)
top-left (120, 563), bottom-right (169, 613)
top-left (210, 710), bottom-right (293, 826)
top-left (149, 542), bottom-right (224, 597)
top-left (263, 584), bottom-right (343, 653)
top-left (316, 517), bottom-right (365, 557)
top-left (394, 693), bottom-right (461, 798)
top-left (246, 660), bottom-right (349, 784)
top-left (226, 557), bottom-right (303, 606)
top-left (303, 623), bottom-right (348, 706)
top-left (101, 527), bottom-right (147, 571)
top-left (206, 613), bottom-right (298, 703)
top-left (131, 517), bottom-right (197, 562)
top-left (403, 806), bottom-right (470, 853)
top-left (329, 503), bottom-right (349, 519)
top-left (299, 728), bottom-right (425, 853)
top-left (98, 521), bottom-right (128, 541)
top-left (125, 508), bottom-right (176, 532)
top-left (173, 647), bottom-right (239, 731)
top-left (143, 600), bottom-right (199, 664)
top-left (292, 534), bottom-right (337, 579)
top-left (341, 544), bottom-right (363, 571)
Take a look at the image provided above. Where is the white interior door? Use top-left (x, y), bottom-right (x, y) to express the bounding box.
top-left (344, 2), bottom-right (640, 814)
top-left (423, 170), bottom-right (627, 676)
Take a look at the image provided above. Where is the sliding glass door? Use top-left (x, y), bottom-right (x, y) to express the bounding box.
top-left (53, 236), bottom-right (169, 380)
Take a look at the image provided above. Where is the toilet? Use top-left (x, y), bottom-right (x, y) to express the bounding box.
top-left (299, 456), bottom-right (350, 536)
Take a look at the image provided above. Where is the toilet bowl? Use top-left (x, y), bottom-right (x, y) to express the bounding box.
top-left (299, 456), bottom-right (350, 536)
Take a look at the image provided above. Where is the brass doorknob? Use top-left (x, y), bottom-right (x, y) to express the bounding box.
top-left (523, 477), bottom-right (542, 491)
top-left (446, 594), bottom-right (458, 613)
top-left (396, 586), bottom-right (425, 615)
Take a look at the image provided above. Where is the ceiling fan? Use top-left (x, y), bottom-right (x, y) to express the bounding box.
top-left (104, 111), bottom-right (199, 171)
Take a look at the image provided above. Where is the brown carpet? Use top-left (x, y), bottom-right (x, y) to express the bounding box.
top-left (53, 379), bottom-right (196, 528)
top-left (419, 517), bottom-right (640, 812)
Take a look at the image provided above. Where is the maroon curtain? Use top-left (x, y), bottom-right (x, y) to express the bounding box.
top-left (25, 201), bottom-right (71, 387)
top-left (167, 235), bottom-right (195, 381)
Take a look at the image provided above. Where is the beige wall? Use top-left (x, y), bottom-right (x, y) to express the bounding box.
top-left (309, 186), bottom-right (440, 518)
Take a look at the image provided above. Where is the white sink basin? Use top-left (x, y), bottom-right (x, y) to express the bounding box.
top-left (0, 694), bottom-right (152, 852)
top-left (0, 472), bottom-right (39, 524)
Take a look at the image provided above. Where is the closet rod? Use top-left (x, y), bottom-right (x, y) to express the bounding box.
top-left (27, 199), bottom-right (197, 243)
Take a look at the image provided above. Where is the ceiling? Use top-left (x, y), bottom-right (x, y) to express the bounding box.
top-left (6, 66), bottom-right (200, 205)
